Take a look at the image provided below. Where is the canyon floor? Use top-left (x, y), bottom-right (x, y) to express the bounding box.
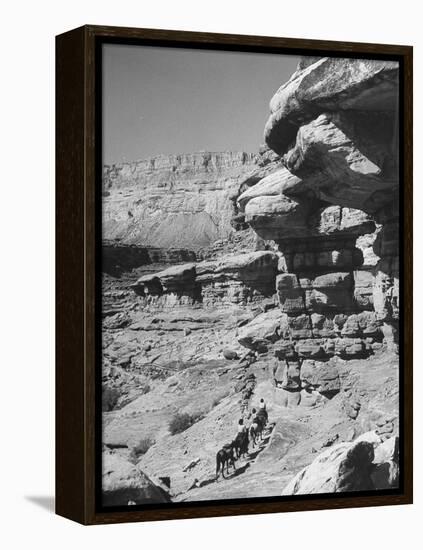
top-left (102, 260), bottom-right (399, 503)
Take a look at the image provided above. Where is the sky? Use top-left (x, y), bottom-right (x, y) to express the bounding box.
top-left (103, 44), bottom-right (299, 165)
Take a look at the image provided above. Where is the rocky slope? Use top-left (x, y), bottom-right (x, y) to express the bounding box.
top-left (101, 56), bottom-right (400, 506)
top-left (103, 350), bottom-right (398, 502)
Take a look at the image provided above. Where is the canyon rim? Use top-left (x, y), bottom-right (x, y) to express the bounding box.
top-left (100, 45), bottom-right (401, 507)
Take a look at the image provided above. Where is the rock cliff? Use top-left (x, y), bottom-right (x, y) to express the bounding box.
top-left (233, 56), bottom-right (400, 407)
top-left (103, 151), bottom-right (258, 250)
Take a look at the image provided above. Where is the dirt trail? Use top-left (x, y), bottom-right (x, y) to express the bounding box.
top-left (174, 412), bottom-right (304, 502)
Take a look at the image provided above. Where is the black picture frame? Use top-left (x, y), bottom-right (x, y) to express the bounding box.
top-left (56, 25), bottom-right (413, 525)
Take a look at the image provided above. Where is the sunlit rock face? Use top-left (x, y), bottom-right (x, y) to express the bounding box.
top-left (233, 57), bottom-right (400, 406)
top-left (282, 431), bottom-right (399, 495)
top-left (103, 151), bottom-right (257, 250)
top-left (264, 58), bottom-right (399, 158)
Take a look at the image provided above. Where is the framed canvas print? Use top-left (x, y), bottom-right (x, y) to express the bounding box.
top-left (56, 25), bottom-right (413, 525)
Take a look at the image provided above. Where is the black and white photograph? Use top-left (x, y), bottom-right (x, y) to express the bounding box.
top-left (2, 0), bottom-right (421, 542)
top-left (100, 44), bottom-right (401, 507)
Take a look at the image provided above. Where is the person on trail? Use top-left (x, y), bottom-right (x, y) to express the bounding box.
top-left (234, 418), bottom-right (249, 458)
top-left (259, 398), bottom-right (268, 422)
top-left (237, 418), bottom-right (247, 434)
top-left (250, 408), bottom-right (260, 429)
top-left (248, 407), bottom-right (264, 446)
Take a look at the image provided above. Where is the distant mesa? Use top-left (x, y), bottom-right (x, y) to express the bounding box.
top-left (102, 151), bottom-right (257, 250)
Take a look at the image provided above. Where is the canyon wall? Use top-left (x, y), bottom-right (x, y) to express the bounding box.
top-left (102, 151), bottom-right (258, 250)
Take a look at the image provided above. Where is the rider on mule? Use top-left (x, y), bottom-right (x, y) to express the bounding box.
top-left (259, 398), bottom-right (268, 423)
top-left (237, 418), bottom-right (247, 434)
top-left (234, 418), bottom-right (249, 458)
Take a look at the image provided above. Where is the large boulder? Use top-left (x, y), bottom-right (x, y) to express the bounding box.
top-left (244, 194), bottom-right (313, 241)
top-left (102, 452), bottom-right (170, 506)
top-left (282, 431), bottom-right (398, 495)
top-left (265, 58), bottom-right (399, 156)
top-left (282, 113), bottom-right (397, 213)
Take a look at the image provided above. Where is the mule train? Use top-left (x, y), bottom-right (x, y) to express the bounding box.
top-left (215, 406), bottom-right (268, 480)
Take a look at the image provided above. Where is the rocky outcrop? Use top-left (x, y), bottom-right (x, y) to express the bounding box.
top-left (232, 57), bottom-right (400, 406)
top-left (131, 251), bottom-right (279, 307)
top-left (264, 58), bottom-right (399, 163)
top-left (103, 151), bottom-right (257, 250)
top-left (261, 58), bottom-right (399, 323)
top-left (282, 432), bottom-right (399, 495)
top-left (282, 112), bottom-right (397, 213)
top-left (102, 452), bottom-right (170, 505)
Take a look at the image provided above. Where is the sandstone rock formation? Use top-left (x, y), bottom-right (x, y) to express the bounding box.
top-left (233, 56), bottom-right (400, 407)
top-left (131, 251), bottom-right (279, 307)
top-left (264, 58), bottom-right (399, 161)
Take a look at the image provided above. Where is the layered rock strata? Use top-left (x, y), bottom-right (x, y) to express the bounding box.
top-left (103, 151), bottom-right (257, 249)
top-left (131, 251), bottom-right (279, 308)
top-left (234, 57), bottom-right (399, 406)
